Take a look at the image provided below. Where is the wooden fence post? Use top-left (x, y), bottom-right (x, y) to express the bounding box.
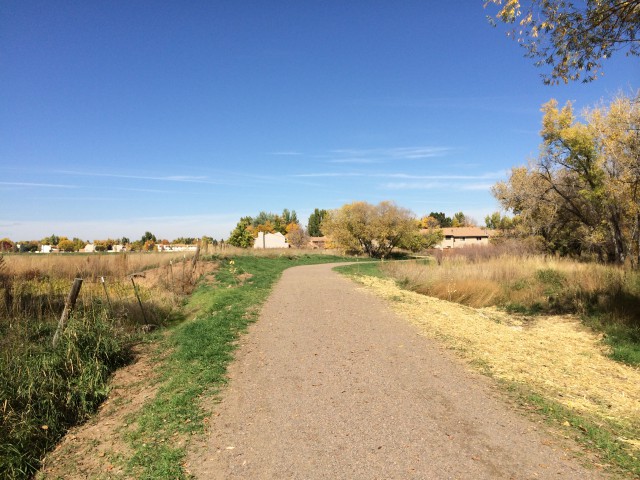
top-left (182, 255), bottom-right (186, 294)
top-left (52, 278), bottom-right (83, 347)
top-left (129, 273), bottom-right (148, 324)
top-left (100, 276), bottom-right (113, 314)
top-left (191, 244), bottom-right (200, 272)
top-left (169, 260), bottom-right (174, 293)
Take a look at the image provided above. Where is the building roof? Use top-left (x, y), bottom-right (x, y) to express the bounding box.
top-left (442, 227), bottom-right (490, 237)
top-left (421, 227), bottom-right (490, 238)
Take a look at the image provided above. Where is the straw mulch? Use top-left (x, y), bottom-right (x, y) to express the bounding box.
top-left (355, 275), bottom-right (640, 450)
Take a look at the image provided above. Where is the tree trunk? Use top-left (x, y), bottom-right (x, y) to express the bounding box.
top-left (608, 206), bottom-right (626, 264)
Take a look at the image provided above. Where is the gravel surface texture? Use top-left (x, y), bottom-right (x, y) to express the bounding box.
top-left (186, 263), bottom-right (607, 479)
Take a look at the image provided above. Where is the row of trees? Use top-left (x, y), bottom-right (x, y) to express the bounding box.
top-left (419, 211), bottom-right (475, 229)
top-left (227, 205), bottom-right (482, 256)
top-left (493, 92), bottom-right (640, 266)
top-left (227, 209), bottom-right (307, 248)
top-left (0, 232), bottom-right (221, 253)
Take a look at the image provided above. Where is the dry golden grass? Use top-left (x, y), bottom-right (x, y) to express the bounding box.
top-left (3, 251), bottom-right (197, 280)
top-left (0, 252), bottom-right (219, 328)
top-left (382, 255), bottom-right (629, 312)
top-left (354, 275), bottom-right (640, 450)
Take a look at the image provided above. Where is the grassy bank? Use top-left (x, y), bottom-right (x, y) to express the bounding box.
top-left (121, 254), bottom-right (348, 479)
top-left (337, 260), bottom-right (640, 477)
top-left (0, 253), bottom-right (200, 480)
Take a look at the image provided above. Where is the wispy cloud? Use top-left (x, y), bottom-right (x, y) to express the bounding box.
top-left (0, 181), bottom-right (77, 188)
top-left (331, 146), bottom-right (453, 161)
top-left (459, 183), bottom-right (493, 191)
top-left (0, 221), bottom-right (21, 228)
top-left (385, 170), bottom-right (506, 180)
top-left (291, 172), bottom-right (367, 178)
top-left (290, 170), bottom-right (505, 180)
top-left (383, 182), bottom-right (448, 190)
top-left (164, 175), bottom-right (208, 181)
top-left (383, 181), bottom-right (495, 191)
top-left (266, 146), bottom-right (455, 165)
top-left (269, 151), bottom-right (303, 156)
top-left (54, 170), bottom-right (228, 185)
top-left (328, 157), bottom-right (381, 164)
top-left (111, 187), bottom-right (184, 194)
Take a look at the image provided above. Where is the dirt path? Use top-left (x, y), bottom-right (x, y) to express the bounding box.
top-left (186, 263), bottom-right (606, 479)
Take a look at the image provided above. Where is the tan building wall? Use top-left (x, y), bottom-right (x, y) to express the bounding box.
top-left (429, 227), bottom-right (490, 249)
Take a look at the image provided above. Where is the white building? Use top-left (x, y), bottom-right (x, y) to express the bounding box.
top-left (253, 232), bottom-right (289, 249)
top-left (157, 244), bottom-right (198, 252)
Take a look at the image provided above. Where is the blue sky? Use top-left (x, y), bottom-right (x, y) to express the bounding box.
top-left (1, 1), bottom-right (638, 241)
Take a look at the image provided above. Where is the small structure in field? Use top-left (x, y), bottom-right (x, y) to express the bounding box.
top-left (254, 232), bottom-right (289, 249)
top-left (308, 236), bottom-right (327, 249)
top-left (83, 244), bottom-right (96, 253)
top-left (157, 244), bottom-right (198, 252)
top-left (431, 227), bottom-right (491, 249)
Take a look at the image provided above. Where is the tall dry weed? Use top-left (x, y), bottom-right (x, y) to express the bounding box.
top-left (383, 253), bottom-right (639, 325)
top-left (2, 251), bottom-right (195, 281)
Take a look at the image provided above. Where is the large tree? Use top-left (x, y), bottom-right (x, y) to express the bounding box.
top-left (493, 92), bottom-right (640, 265)
top-left (321, 201), bottom-right (424, 258)
top-left (485, 0), bottom-right (640, 84)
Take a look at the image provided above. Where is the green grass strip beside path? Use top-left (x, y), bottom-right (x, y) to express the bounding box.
top-left (124, 254), bottom-right (349, 479)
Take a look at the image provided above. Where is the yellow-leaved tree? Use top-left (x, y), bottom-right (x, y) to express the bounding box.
top-left (484, 0), bottom-right (640, 84)
top-left (321, 201), bottom-right (426, 258)
top-left (493, 91), bottom-right (640, 265)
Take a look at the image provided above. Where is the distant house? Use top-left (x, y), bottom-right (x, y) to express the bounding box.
top-left (41, 245), bottom-right (53, 254)
top-left (253, 232), bottom-right (289, 249)
top-left (429, 227), bottom-right (491, 249)
top-left (157, 244), bottom-right (198, 252)
top-left (308, 236), bottom-right (327, 249)
top-left (83, 244), bottom-right (96, 253)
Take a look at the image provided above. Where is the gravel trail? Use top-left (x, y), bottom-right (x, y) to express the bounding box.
top-left (186, 263), bottom-right (606, 479)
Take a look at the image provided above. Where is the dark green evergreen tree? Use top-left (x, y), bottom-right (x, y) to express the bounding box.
top-left (307, 208), bottom-right (327, 237)
top-left (428, 212), bottom-right (452, 228)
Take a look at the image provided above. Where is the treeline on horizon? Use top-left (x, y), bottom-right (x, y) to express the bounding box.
top-left (0, 232), bottom-right (226, 253)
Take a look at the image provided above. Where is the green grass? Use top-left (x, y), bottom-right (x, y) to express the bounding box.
top-left (0, 312), bottom-right (134, 480)
top-left (333, 260), bottom-right (382, 278)
top-left (583, 317), bottom-right (640, 366)
top-left (512, 387), bottom-right (640, 477)
top-left (123, 254), bottom-right (349, 478)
